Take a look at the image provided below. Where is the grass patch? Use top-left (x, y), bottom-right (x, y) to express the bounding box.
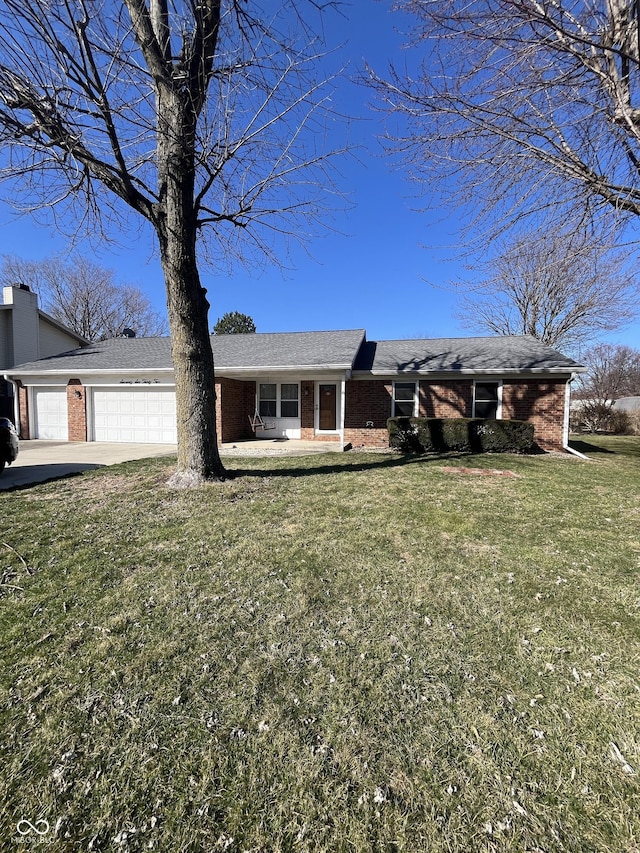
top-left (1, 437), bottom-right (639, 852)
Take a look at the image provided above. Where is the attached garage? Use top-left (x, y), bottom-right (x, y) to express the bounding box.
top-left (92, 388), bottom-right (177, 443)
top-left (33, 387), bottom-right (68, 440)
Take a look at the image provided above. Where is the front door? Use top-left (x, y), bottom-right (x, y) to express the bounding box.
top-left (319, 384), bottom-right (337, 431)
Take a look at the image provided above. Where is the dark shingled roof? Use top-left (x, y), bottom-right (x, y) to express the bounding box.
top-left (353, 336), bottom-right (584, 374)
top-left (7, 330), bottom-right (584, 377)
top-left (8, 329), bottom-right (367, 373)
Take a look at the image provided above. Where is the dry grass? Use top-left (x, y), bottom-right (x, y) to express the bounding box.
top-left (0, 438), bottom-right (639, 852)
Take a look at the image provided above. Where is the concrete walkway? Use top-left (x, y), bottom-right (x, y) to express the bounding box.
top-left (0, 438), bottom-right (343, 490)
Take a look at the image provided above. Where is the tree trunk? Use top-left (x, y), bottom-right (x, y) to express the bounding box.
top-left (156, 89), bottom-right (226, 486)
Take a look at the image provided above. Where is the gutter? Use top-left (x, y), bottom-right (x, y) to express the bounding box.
top-left (354, 367), bottom-right (586, 378)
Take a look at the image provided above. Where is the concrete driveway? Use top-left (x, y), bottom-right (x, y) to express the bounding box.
top-left (0, 440), bottom-right (178, 490)
top-left (0, 438), bottom-right (343, 490)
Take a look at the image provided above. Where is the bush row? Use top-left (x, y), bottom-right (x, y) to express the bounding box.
top-left (387, 417), bottom-right (535, 454)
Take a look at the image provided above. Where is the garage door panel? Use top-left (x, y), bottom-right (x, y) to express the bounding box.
top-left (34, 387), bottom-right (68, 440)
top-left (92, 389), bottom-right (177, 443)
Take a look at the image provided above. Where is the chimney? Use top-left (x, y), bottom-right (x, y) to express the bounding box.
top-left (2, 284), bottom-right (40, 364)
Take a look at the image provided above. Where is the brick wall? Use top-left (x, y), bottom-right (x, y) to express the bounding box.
top-left (420, 380), bottom-right (473, 418)
top-left (300, 380), bottom-right (315, 440)
top-left (217, 378), bottom-right (255, 443)
top-left (67, 379), bottom-right (87, 441)
top-left (502, 379), bottom-right (566, 451)
top-left (344, 377), bottom-right (567, 451)
top-left (344, 380), bottom-right (392, 447)
top-left (17, 381), bottom-right (29, 439)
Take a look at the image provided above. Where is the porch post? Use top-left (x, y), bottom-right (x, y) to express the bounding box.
top-left (340, 376), bottom-right (347, 447)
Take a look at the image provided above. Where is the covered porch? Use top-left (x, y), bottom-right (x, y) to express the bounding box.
top-left (217, 375), bottom-right (349, 445)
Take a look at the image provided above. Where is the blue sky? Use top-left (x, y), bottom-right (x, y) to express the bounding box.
top-left (1, 1), bottom-right (639, 352)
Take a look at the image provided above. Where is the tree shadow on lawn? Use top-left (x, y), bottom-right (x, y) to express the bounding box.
top-left (569, 439), bottom-right (616, 455)
top-left (230, 450), bottom-right (497, 480)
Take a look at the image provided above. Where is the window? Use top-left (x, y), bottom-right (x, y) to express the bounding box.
top-left (393, 381), bottom-right (417, 417)
top-left (280, 383), bottom-right (299, 418)
top-left (259, 383), bottom-right (299, 419)
top-left (259, 383), bottom-right (277, 418)
top-left (473, 382), bottom-right (501, 419)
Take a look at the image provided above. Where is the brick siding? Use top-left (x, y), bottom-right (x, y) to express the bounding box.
top-left (216, 378), bottom-right (255, 443)
top-left (300, 380), bottom-right (315, 440)
top-left (344, 380), bottom-right (392, 447)
top-left (344, 377), bottom-right (567, 451)
top-left (67, 379), bottom-right (87, 441)
top-left (419, 380), bottom-right (473, 418)
top-left (502, 379), bottom-right (566, 451)
top-left (12, 374), bottom-right (568, 452)
top-left (17, 381), bottom-right (29, 439)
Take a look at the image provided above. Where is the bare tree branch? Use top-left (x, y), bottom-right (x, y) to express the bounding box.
top-left (1, 253), bottom-right (168, 341)
top-left (0, 1), bottom-right (347, 483)
top-left (372, 0), bottom-right (640, 240)
top-left (455, 228), bottom-right (640, 351)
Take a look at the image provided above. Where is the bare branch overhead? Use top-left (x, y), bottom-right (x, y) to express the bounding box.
top-left (373, 0), bottom-right (640, 239)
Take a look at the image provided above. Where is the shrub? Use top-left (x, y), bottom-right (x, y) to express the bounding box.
top-left (387, 417), bottom-right (535, 454)
top-left (609, 409), bottom-right (633, 435)
top-left (387, 417), bottom-right (423, 453)
top-left (571, 401), bottom-right (634, 434)
top-left (628, 411), bottom-right (640, 436)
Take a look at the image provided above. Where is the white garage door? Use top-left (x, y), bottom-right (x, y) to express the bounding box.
top-left (92, 388), bottom-right (177, 443)
top-left (34, 387), bottom-right (68, 440)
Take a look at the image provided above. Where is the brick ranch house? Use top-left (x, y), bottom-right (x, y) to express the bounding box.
top-left (4, 329), bottom-right (585, 451)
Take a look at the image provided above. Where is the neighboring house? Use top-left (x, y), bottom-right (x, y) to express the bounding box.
top-left (0, 284), bottom-right (88, 424)
top-left (5, 330), bottom-right (585, 451)
top-left (613, 396), bottom-right (640, 413)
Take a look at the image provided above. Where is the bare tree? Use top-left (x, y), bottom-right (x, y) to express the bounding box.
top-left (0, 1), bottom-right (344, 485)
top-left (373, 0), bottom-right (640, 239)
top-left (457, 229), bottom-right (640, 350)
top-left (1, 254), bottom-right (167, 341)
top-left (579, 342), bottom-right (640, 400)
top-left (573, 342), bottom-right (640, 430)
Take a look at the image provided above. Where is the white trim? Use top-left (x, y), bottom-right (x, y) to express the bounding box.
top-left (86, 387), bottom-right (95, 441)
top-left (7, 368), bottom-right (175, 378)
top-left (339, 378), bottom-right (346, 445)
top-left (257, 381), bottom-right (301, 420)
top-left (353, 368), bottom-right (584, 378)
top-left (472, 380), bottom-right (503, 419)
top-left (256, 381), bottom-right (301, 439)
top-left (392, 380), bottom-right (418, 417)
top-left (315, 381), bottom-right (340, 434)
top-left (563, 375), bottom-right (575, 448)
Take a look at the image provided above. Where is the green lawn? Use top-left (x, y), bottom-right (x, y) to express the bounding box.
top-left (1, 437), bottom-right (639, 852)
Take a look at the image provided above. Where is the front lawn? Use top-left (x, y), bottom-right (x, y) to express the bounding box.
top-left (1, 437), bottom-right (638, 852)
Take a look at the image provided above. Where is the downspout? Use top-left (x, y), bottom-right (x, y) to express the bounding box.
top-left (563, 373), bottom-right (589, 460)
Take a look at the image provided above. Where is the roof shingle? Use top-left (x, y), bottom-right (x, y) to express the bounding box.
top-left (8, 329), bottom-right (367, 373)
top-left (353, 336), bottom-right (583, 374)
top-left (7, 330), bottom-right (584, 376)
